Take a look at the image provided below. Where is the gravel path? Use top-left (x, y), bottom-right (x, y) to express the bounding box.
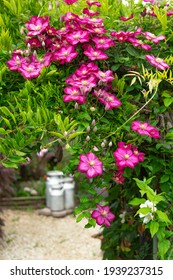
top-left (0, 209), bottom-right (102, 260)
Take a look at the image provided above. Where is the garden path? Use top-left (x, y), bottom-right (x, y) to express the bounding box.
top-left (0, 209), bottom-right (102, 260)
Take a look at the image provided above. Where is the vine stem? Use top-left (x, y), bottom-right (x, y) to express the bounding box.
top-left (106, 85), bottom-right (159, 139)
top-left (153, 235), bottom-right (158, 260)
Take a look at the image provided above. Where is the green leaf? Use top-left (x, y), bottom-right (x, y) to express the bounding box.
top-left (156, 210), bottom-right (171, 224)
top-left (0, 128), bottom-right (6, 134)
top-left (49, 131), bottom-right (65, 139)
top-left (88, 218), bottom-right (96, 227)
top-left (136, 207), bottom-right (151, 215)
top-left (2, 161), bottom-right (18, 168)
top-left (0, 106), bottom-right (16, 124)
top-left (158, 239), bottom-right (170, 259)
top-left (76, 213), bottom-right (84, 223)
top-left (129, 198), bottom-right (146, 206)
top-left (163, 98), bottom-right (173, 107)
top-left (2, 117), bottom-right (12, 129)
top-left (160, 175), bottom-right (170, 184)
top-left (54, 114), bottom-right (65, 132)
top-left (149, 221), bottom-right (159, 237)
top-left (68, 131), bottom-right (84, 141)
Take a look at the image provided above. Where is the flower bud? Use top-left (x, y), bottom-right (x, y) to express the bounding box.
top-left (92, 119), bottom-right (96, 126)
top-left (20, 26), bottom-right (25, 35)
top-left (64, 131), bottom-right (68, 137)
top-left (108, 141), bottom-right (113, 147)
top-left (103, 139), bottom-right (107, 144)
top-left (90, 107), bottom-right (96, 112)
top-left (86, 126), bottom-right (90, 133)
top-left (56, 1), bottom-right (60, 7)
top-left (86, 136), bottom-right (90, 142)
top-left (27, 43), bottom-right (31, 49)
top-left (74, 102), bottom-right (78, 109)
top-left (33, 50), bottom-right (37, 58)
top-left (48, 1), bottom-right (53, 11)
top-left (93, 126), bottom-right (97, 132)
top-left (42, 41), bottom-right (45, 47)
top-left (101, 142), bottom-right (105, 148)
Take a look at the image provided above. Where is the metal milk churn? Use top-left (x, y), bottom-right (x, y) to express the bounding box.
top-left (46, 170), bottom-right (63, 208)
top-left (63, 177), bottom-right (75, 210)
top-left (49, 178), bottom-right (64, 211)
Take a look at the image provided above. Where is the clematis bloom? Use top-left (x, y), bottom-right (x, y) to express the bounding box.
top-left (25, 16), bottom-right (50, 36)
top-left (131, 120), bottom-right (160, 139)
top-left (113, 148), bottom-right (139, 169)
top-left (63, 0), bottom-right (78, 4)
top-left (91, 204), bottom-right (115, 227)
top-left (78, 152), bottom-right (103, 178)
top-left (145, 54), bottom-right (170, 70)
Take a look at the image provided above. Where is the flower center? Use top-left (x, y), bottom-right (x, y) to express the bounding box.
top-left (99, 39), bottom-right (105, 44)
top-left (100, 72), bottom-right (105, 77)
top-left (101, 210), bottom-right (107, 217)
top-left (72, 90), bottom-right (78, 95)
top-left (134, 151), bottom-right (138, 155)
top-left (124, 154), bottom-right (130, 159)
top-left (140, 124), bottom-right (146, 130)
top-left (156, 58), bottom-right (162, 63)
top-left (93, 52), bottom-right (98, 57)
top-left (74, 34), bottom-right (80, 39)
top-left (36, 25), bottom-right (41, 30)
top-left (89, 160), bottom-right (95, 166)
top-left (82, 70), bottom-right (87, 74)
top-left (108, 97), bottom-right (113, 102)
top-left (27, 67), bottom-right (33, 72)
top-left (63, 51), bottom-right (68, 56)
top-left (82, 80), bottom-right (88, 85)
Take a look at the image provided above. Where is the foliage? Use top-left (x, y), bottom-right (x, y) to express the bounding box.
top-left (0, 0), bottom-right (173, 258)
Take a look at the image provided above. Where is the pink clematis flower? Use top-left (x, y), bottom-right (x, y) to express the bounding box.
top-left (83, 8), bottom-right (100, 16)
top-left (78, 152), bottom-right (103, 178)
top-left (145, 54), bottom-right (170, 70)
top-left (18, 62), bottom-right (42, 79)
top-left (128, 38), bottom-right (151, 51)
top-left (143, 32), bottom-right (165, 44)
top-left (63, 0), bottom-right (78, 4)
top-left (26, 38), bottom-right (42, 48)
top-left (7, 54), bottom-right (27, 71)
top-left (83, 45), bottom-right (108, 60)
top-left (25, 16), bottom-right (50, 36)
top-left (91, 204), bottom-right (115, 227)
top-left (113, 170), bottom-right (125, 184)
top-left (63, 86), bottom-right (87, 104)
top-left (92, 36), bottom-right (115, 50)
top-left (37, 147), bottom-right (48, 158)
top-left (132, 147), bottom-right (145, 162)
top-left (93, 89), bottom-right (121, 110)
top-left (52, 46), bottom-right (78, 64)
top-left (96, 70), bottom-right (114, 83)
top-left (120, 14), bottom-right (134, 21)
top-left (86, 1), bottom-right (101, 7)
top-left (66, 30), bottom-right (90, 45)
top-left (118, 142), bottom-right (132, 150)
top-left (131, 120), bottom-right (160, 139)
top-left (113, 148), bottom-right (139, 169)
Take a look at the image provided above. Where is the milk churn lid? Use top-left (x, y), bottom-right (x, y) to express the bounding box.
top-left (47, 170), bottom-right (63, 177)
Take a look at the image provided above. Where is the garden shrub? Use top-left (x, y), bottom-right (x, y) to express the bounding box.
top-left (0, 0), bottom-right (173, 259)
